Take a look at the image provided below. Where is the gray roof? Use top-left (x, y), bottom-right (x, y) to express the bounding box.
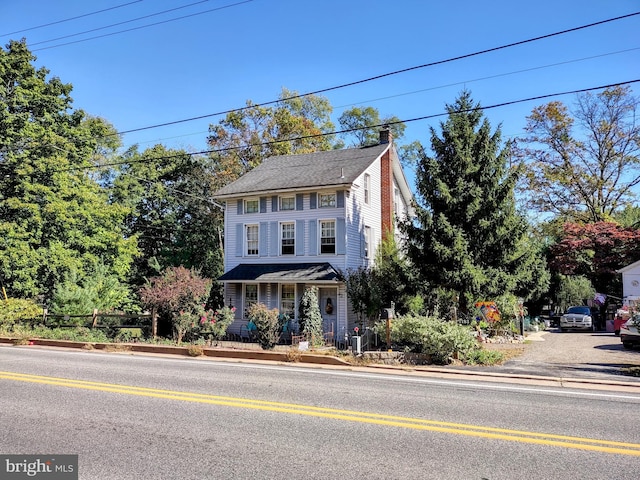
top-left (218, 263), bottom-right (341, 282)
top-left (212, 143), bottom-right (389, 198)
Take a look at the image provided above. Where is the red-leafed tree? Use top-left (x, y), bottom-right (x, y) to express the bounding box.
top-left (139, 266), bottom-right (212, 342)
top-left (549, 222), bottom-right (640, 294)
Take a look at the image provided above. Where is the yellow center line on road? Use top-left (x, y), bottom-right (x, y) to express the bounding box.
top-left (2, 370), bottom-right (640, 456)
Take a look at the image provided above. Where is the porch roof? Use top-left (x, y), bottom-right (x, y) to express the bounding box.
top-left (218, 263), bottom-right (341, 282)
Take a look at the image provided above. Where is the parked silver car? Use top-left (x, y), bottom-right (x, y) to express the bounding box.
top-left (560, 306), bottom-right (594, 332)
top-left (620, 317), bottom-right (640, 349)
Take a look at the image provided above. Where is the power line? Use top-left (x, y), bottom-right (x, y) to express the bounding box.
top-left (109, 10), bottom-right (640, 137)
top-left (121, 171), bottom-right (224, 209)
top-left (32, 0), bottom-right (255, 52)
top-left (0, 0), bottom-right (143, 37)
top-left (29, 0), bottom-right (210, 47)
top-left (333, 47), bottom-right (640, 110)
top-left (58, 79), bottom-right (639, 172)
top-left (129, 46), bottom-right (640, 148)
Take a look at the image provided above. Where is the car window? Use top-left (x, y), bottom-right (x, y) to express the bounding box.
top-left (567, 306), bottom-right (590, 315)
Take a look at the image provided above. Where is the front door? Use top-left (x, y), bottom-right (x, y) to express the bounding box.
top-left (318, 287), bottom-right (337, 343)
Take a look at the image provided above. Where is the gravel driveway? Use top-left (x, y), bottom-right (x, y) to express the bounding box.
top-left (478, 328), bottom-right (640, 380)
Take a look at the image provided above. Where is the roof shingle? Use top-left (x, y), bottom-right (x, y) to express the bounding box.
top-left (212, 143), bottom-right (389, 198)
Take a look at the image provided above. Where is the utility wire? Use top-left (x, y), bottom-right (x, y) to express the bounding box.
top-left (56, 79), bottom-right (639, 172)
top-left (1, 79), bottom-right (638, 174)
top-left (121, 171), bottom-right (225, 209)
top-left (29, 0), bottom-right (210, 47)
top-left (109, 10), bottom-right (640, 137)
top-left (0, 0), bottom-right (143, 37)
top-left (32, 0), bottom-right (254, 52)
top-left (129, 46), bottom-right (640, 148)
top-left (334, 47), bottom-right (640, 110)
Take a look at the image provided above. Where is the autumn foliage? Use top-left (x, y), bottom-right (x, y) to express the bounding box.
top-left (549, 222), bottom-right (640, 292)
top-left (139, 266), bottom-right (212, 342)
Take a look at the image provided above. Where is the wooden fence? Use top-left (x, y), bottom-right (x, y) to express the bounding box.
top-left (42, 308), bottom-right (158, 338)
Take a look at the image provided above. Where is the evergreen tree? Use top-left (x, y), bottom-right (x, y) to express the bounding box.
top-left (298, 286), bottom-right (323, 344)
top-left (403, 91), bottom-right (548, 312)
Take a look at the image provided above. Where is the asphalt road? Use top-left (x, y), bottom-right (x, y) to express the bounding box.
top-left (1, 345), bottom-right (640, 479)
top-left (474, 328), bottom-right (640, 380)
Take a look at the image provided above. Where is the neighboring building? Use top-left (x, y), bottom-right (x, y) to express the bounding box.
top-left (617, 259), bottom-right (640, 305)
top-left (212, 129), bottom-right (414, 346)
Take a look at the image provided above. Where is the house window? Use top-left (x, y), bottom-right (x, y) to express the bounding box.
top-left (319, 193), bottom-right (336, 208)
top-left (320, 220), bottom-right (336, 254)
top-left (364, 226), bottom-right (371, 258)
top-left (281, 284), bottom-right (295, 317)
top-left (280, 196), bottom-right (295, 211)
top-left (244, 199), bottom-right (259, 214)
top-left (364, 174), bottom-right (370, 205)
top-left (281, 222), bottom-right (295, 255)
top-left (245, 284), bottom-right (258, 313)
top-left (246, 224), bottom-right (258, 256)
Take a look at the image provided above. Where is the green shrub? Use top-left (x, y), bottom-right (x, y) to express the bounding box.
top-left (463, 348), bottom-right (505, 365)
top-left (113, 328), bottom-right (143, 343)
top-left (379, 315), bottom-right (481, 365)
top-left (247, 303), bottom-right (281, 350)
top-left (2, 324), bottom-right (110, 343)
top-left (0, 298), bottom-right (42, 327)
top-left (196, 306), bottom-right (236, 345)
top-left (51, 262), bottom-right (138, 315)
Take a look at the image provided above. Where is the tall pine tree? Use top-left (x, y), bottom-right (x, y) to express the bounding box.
top-left (403, 91), bottom-right (548, 312)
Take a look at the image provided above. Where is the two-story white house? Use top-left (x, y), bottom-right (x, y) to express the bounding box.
top-left (212, 129), bottom-right (413, 346)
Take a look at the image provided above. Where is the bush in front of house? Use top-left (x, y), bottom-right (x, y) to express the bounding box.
top-left (379, 314), bottom-right (484, 365)
top-left (298, 286), bottom-right (323, 346)
top-left (247, 303), bottom-right (281, 350)
top-left (197, 305), bottom-right (236, 345)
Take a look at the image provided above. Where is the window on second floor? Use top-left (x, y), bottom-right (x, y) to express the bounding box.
top-left (280, 196), bottom-right (295, 211)
top-left (244, 199), bottom-right (259, 214)
top-left (246, 224), bottom-right (258, 256)
top-left (364, 174), bottom-right (370, 205)
top-left (320, 220), bottom-right (336, 254)
top-left (319, 193), bottom-right (336, 208)
top-left (281, 222), bottom-right (295, 255)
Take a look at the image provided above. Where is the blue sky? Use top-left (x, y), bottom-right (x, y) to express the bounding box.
top-left (2, 0), bottom-right (639, 180)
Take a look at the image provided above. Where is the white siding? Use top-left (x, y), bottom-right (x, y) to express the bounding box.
top-left (346, 159), bottom-right (382, 271)
top-left (219, 145), bottom-right (414, 334)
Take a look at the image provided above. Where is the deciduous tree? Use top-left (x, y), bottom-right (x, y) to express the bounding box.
top-left (338, 106), bottom-right (405, 147)
top-left (517, 86), bottom-right (640, 222)
top-left (549, 221), bottom-right (640, 295)
top-left (0, 40), bottom-right (137, 299)
top-left (139, 266), bottom-right (211, 342)
top-left (207, 88), bottom-right (336, 188)
top-left (111, 145), bottom-right (224, 289)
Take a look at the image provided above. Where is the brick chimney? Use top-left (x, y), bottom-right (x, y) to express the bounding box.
top-left (379, 125), bottom-right (391, 144)
top-left (380, 126), bottom-right (394, 241)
